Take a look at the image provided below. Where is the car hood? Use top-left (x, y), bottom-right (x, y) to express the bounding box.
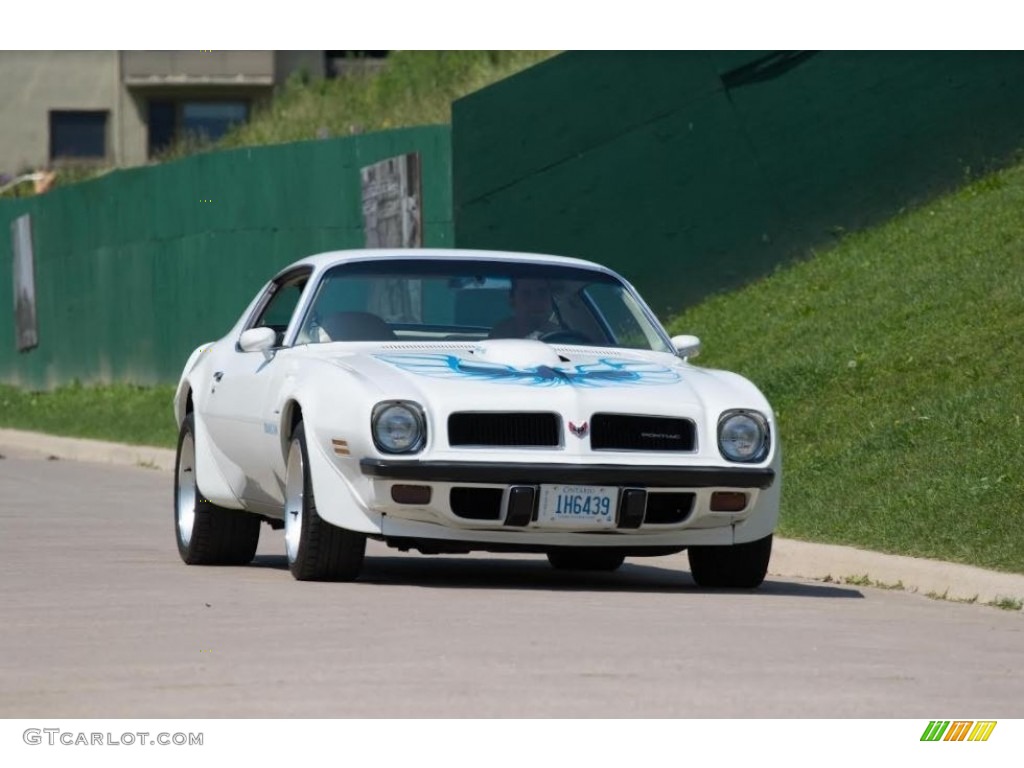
top-left (311, 339), bottom-right (766, 419)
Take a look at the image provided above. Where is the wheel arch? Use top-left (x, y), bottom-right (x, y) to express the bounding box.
top-left (279, 398), bottom-right (304, 457)
top-left (173, 341), bottom-right (217, 427)
top-left (173, 382), bottom-right (193, 427)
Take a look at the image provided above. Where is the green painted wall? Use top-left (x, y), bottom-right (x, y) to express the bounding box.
top-left (452, 51), bottom-right (1024, 318)
top-left (0, 126), bottom-right (452, 389)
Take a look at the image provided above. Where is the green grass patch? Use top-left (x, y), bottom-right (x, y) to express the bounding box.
top-left (822, 574), bottom-right (906, 591)
top-left (924, 589), bottom-right (981, 605)
top-left (986, 596), bottom-right (1024, 611)
top-left (0, 382), bottom-right (177, 448)
top-left (667, 160), bottom-right (1024, 574)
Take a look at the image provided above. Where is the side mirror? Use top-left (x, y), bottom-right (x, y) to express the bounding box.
top-left (670, 334), bottom-right (701, 360)
top-left (238, 327), bottom-right (276, 353)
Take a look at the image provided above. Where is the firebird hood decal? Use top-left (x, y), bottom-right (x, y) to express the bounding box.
top-left (374, 354), bottom-right (681, 388)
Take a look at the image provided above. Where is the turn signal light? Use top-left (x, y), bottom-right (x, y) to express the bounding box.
top-left (710, 491), bottom-right (748, 512)
top-left (391, 485), bottom-right (432, 505)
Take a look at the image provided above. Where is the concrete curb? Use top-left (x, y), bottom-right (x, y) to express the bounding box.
top-left (0, 428), bottom-right (176, 472)
top-left (771, 538), bottom-right (1024, 606)
top-left (1, 427), bottom-right (1022, 608)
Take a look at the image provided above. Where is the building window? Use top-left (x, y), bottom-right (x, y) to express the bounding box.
top-left (148, 101), bottom-right (177, 157)
top-left (325, 51), bottom-right (389, 78)
top-left (49, 110), bottom-right (108, 161)
top-left (147, 100), bottom-right (249, 157)
top-left (182, 102), bottom-right (248, 143)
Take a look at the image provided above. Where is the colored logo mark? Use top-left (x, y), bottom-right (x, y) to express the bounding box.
top-left (568, 421), bottom-right (589, 438)
top-left (920, 720), bottom-right (996, 742)
top-left (376, 354), bottom-right (681, 388)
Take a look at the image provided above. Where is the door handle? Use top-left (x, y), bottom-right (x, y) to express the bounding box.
top-left (213, 371), bottom-right (224, 382)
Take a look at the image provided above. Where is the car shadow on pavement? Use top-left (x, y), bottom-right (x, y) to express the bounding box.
top-left (250, 553), bottom-right (862, 598)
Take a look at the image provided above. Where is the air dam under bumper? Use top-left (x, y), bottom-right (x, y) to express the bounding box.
top-left (359, 459), bottom-right (775, 488)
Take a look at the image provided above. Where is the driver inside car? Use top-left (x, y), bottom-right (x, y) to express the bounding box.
top-left (489, 278), bottom-right (564, 339)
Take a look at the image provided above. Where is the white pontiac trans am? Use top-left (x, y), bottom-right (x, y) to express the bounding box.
top-left (172, 249), bottom-right (780, 586)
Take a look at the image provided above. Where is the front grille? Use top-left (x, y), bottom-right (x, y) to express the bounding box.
top-left (590, 414), bottom-right (696, 451)
top-left (644, 492), bottom-right (695, 524)
top-left (448, 412), bottom-right (560, 447)
top-left (449, 487), bottom-right (503, 520)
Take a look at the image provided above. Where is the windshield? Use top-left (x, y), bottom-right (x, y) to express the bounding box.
top-left (295, 259), bottom-right (673, 353)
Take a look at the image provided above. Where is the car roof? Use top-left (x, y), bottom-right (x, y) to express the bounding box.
top-left (286, 248), bottom-right (615, 275)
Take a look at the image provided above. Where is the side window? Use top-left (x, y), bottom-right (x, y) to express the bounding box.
top-left (251, 276), bottom-right (308, 346)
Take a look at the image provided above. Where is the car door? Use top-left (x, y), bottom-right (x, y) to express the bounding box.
top-left (202, 268), bottom-right (312, 508)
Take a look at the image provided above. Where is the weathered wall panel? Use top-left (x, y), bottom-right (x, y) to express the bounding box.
top-left (0, 126), bottom-right (452, 389)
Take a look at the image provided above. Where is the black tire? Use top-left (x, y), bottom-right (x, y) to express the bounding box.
top-left (284, 422), bottom-right (366, 581)
top-left (688, 534), bottom-right (773, 589)
top-left (546, 549), bottom-right (626, 572)
top-left (174, 413), bottom-right (260, 565)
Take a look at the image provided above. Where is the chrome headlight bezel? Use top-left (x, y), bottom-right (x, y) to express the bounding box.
top-left (371, 401), bottom-right (427, 454)
top-left (717, 410), bottom-right (770, 463)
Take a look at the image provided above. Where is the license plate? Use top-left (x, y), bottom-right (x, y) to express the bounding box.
top-left (537, 485), bottom-right (618, 528)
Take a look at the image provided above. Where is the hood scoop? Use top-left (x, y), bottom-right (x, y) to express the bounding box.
top-left (468, 339), bottom-right (568, 367)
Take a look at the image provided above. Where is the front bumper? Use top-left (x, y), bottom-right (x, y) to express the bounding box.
top-left (356, 457), bottom-right (777, 545)
top-left (359, 459), bottom-right (775, 489)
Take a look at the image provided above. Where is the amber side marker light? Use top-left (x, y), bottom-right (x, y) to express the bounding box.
top-left (710, 492), bottom-right (748, 512)
top-left (391, 485), bottom-right (432, 505)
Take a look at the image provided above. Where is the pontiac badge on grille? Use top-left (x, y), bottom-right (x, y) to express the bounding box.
top-left (569, 421), bottom-right (589, 438)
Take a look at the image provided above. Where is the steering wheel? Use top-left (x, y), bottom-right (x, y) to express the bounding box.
top-left (539, 330), bottom-right (592, 345)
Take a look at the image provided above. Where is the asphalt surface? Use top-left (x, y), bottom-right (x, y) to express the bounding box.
top-left (1, 434), bottom-right (1022, 717)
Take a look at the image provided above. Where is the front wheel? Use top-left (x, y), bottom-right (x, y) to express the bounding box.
top-left (547, 549), bottom-right (625, 572)
top-left (284, 422), bottom-right (366, 581)
top-left (687, 534), bottom-right (772, 589)
top-left (174, 413), bottom-right (260, 565)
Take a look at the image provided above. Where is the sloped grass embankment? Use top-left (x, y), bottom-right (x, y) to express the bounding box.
top-left (667, 163), bottom-right (1024, 573)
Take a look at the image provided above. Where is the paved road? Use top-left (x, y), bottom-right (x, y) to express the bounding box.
top-left (1, 454), bottom-right (1021, 717)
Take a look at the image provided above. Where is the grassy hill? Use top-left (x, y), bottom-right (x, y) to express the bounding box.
top-left (166, 51), bottom-right (556, 158)
top-left (666, 161), bottom-right (1024, 573)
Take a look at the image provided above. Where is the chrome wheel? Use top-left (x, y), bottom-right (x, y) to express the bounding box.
top-left (176, 430), bottom-right (197, 547)
top-left (284, 438), bottom-right (304, 564)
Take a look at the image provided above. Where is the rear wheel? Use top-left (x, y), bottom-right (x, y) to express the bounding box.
top-left (174, 413), bottom-right (260, 565)
top-left (284, 422), bottom-right (366, 581)
top-left (547, 549), bottom-right (626, 572)
top-left (688, 534), bottom-right (772, 589)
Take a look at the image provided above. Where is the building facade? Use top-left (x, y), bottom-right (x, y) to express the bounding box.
top-left (0, 51), bottom-right (324, 176)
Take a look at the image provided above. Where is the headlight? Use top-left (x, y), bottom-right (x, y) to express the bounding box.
top-left (718, 410), bottom-right (770, 462)
top-left (372, 401), bottom-right (426, 454)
